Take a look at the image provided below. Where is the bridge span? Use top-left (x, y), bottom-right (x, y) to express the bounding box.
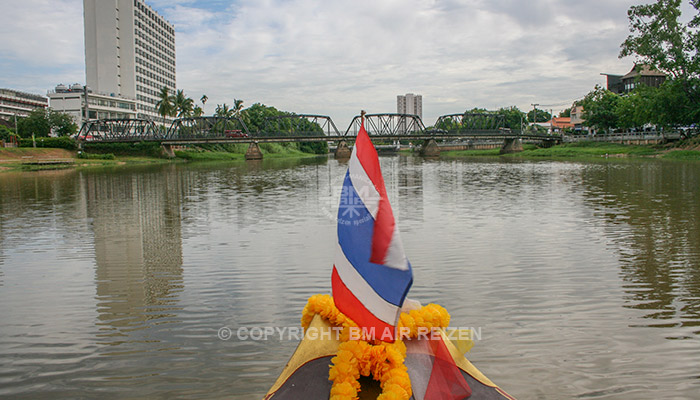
top-left (76, 113), bottom-right (562, 159)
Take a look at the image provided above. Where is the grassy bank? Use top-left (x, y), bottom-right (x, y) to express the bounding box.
top-left (0, 147), bottom-right (175, 172)
top-left (441, 141), bottom-right (700, 161)
top-left (173, 142), bottom-right (326, 161)
top-left (1, 141), bottom-right (328, 173)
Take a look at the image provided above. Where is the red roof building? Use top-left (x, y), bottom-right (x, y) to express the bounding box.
top-left (547, 116), bottom-right (574, 132)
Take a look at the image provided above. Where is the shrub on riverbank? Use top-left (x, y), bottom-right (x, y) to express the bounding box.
top-left (19, 137), bottom-right (76, 150)
top-left (82, 142), bottom-right (164, 157)
top-left (77, 152), bottom-right (115, 160)
top-left (661, 150), bottom-right (700, 161)
top-left (515, 142), bottom-right (658, 158)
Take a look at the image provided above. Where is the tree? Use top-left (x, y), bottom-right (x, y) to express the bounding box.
top-left (215, 103), bottom-right (235, 118)
top-left (200, 94), bottom-right (208, 105)
top-left (233, 99), bottom-right (244, 117)
top-left (559, 108), bottom-right (571, 118)
top-left (240, 103), bottom-right (284, 133)
top-left (193, 105), bottom-right (204, 117)
top-left (17, 109), bottom-right (50, 138)
top-left (173, 89), bottom-right (194, 118)
top-left (0, 124), bottom-right (17, 141)
top-left (527, 109), bottom-right (552, 123)
top-left (620, 0), bottom-right (698, 80)
top-left (497, 106), bottom-right (528, 130)
top-left (580, 85), bottom-right (621, 132)
top-left (615, 86), bottom-right (654, 129)
top-left (48, 109), bottom-right (77, 136)
top-left (156, 87), bottom-right (174, 121)
top-left (620, 0), bottom-right (700, 125)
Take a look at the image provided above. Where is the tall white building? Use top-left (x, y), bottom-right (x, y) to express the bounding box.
top-left (396, 93), bottom-right (423, 121)
top-left (83, 0), bottom-right (176, 122)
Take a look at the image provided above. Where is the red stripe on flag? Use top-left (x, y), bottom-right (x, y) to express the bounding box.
top-left (424, 335), bottom-right (471, 400)
top-left (332, 266), bottom-right (396, 342)
top-left (354, 124), bottom-right (396, 265)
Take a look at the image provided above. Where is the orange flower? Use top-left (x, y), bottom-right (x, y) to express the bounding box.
top-left (302, 295), bottom-right (452, 400)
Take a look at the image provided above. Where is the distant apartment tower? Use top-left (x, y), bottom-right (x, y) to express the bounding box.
top-left (397, 93), bottom-right (423, 120)
top-left (83, 0), bottom-right (176, 122)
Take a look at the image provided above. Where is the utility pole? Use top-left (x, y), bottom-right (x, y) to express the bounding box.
top-left (531, 103), bottom-right (539, 127)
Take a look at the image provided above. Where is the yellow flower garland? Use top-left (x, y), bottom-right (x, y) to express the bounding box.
top-left (301, 295), bottom-right (451, 400)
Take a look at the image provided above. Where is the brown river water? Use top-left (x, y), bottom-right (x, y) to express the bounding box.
top-left (0, 156), bottom-right (699, 399)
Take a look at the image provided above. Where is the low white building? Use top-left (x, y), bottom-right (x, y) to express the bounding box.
top-left (0, 88), bottom-right (48, 121)
top-left (47, 84), bottom-right (138, 126)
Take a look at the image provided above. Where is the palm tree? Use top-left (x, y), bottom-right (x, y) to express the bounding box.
top-left (193, 105), bottom-right (204, 117)
top-left (156, 87), bottom-right (174, 122)
top-left (173, 89), bottom-right (194, 118)
top-left (215, 103), bottom-right (235, 118)
top-left (233, 99), bottom-right (244, 117)
top-left (200, 94), bottom-right (208, 106)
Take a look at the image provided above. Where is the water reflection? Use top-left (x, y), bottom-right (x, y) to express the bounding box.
top-left (394, 156), bottom-right (424, 223)
top-left (581, 162), bottom-right (700, 336)
top-left (82, 167), bottom-right (185, 344)
top-left (3, 157), bottom-right (700, 399)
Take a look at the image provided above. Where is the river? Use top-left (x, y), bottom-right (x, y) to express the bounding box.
top-left (0, 156), bottom-right (699, 399)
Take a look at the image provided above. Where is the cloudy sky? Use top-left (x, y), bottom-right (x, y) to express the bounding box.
top-left (0, 0), bottom-right (651, 127)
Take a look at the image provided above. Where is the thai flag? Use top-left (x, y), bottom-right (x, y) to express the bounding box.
top-left (331, 119), bottom-right (413, 342)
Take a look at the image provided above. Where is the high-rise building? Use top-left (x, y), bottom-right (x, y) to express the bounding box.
top-left (396, 93), bottom-right (423, 121)
top-left (83, 0), bottom-right (176, 122)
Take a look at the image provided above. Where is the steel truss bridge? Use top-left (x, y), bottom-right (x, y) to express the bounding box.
top-left (76, 113), bottom-right (561, 144)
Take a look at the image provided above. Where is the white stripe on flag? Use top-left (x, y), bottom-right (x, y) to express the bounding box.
top-left (334, 242), bottom-right (399, 326)
top-left (348, 147), bottom-right (380, 218)
top-left (347, 143), bottom-right (409, 271)
top-left (384, 226), bottom-right (409, 271)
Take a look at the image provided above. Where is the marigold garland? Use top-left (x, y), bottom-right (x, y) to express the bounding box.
top-left (301, 294), bottom-right (451, 400)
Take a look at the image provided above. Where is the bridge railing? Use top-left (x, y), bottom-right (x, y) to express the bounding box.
top-left (77, 119), bottom-right (163, 141)
top-left (434, 112), bottom-right (506, 135)
top-left (166, 116), bottom-right (250, 140)
top-left (344, 113), bottom-right (426, 136)
top-left (259, 114), bottom-right (341, 137)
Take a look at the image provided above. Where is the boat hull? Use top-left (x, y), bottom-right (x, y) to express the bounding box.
top-left (264, 316), bottom-right (515, 399)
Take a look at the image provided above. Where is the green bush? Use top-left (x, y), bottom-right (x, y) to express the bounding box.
top-left (82, 141), bottom-right (163, 157)
top-left (259, 143), bottom-right (287, 154)
top-left (19, 136), bottom-right (77, 150)
top-left (0, 125), bottom-right (17, 141)
top-left (77, 152), bottom-right (115, 160)
top-left (662, 150), bottom-right (700, 161)
top-left (299, 141), bottom-right (328, 154)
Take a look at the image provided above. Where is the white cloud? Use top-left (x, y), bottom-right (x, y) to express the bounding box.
top-left (0, 0), bottom-right (642, 126)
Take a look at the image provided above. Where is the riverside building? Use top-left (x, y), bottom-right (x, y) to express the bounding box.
top-left (0, 88), bottom-right (48, 121)
top-left (83, 0), bottom-right (176, 123)
top-left (47, 84), bottom-right (137, 126)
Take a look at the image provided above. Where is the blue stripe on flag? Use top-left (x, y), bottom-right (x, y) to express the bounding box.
top-left (337, 172), bottom-right (413, 306)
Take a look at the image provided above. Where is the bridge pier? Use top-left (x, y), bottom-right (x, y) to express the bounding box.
top-left (161, 143), bottom-right (176, 158)
top-left (334, 140), bottom-right (351, 159)
top-left (500, 138), bottom-right (523, 154)
top-left (245, 142), bottom-right (263, 160)
top-left (419, 139), bottom-right (441, 157)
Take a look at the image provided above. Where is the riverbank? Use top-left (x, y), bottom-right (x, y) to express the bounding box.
top-left (441, 139), bottom-right (700, 161)
top-left (0, 143), bottom-right (327, 173)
